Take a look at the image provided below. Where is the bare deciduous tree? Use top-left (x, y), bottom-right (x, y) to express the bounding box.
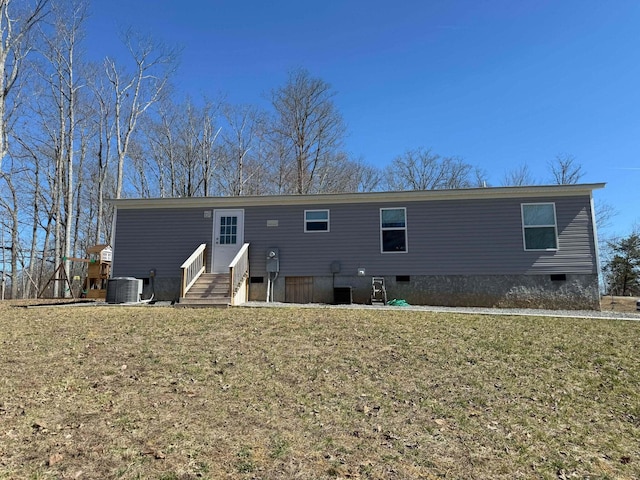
top-left (142, 97), bottom-right (178, 198)
top-left (199, 101), bottom-right (220, 196)
top-left (38, 0), bottom-right (86, 296)
top-left (13, 136), bottom-right (42, 297)
top-left (139, 96), bottom-right (220, 198)
top-left (271, 68), bottom-right (347, 194)
top-left (218, 103), bottom-right (264, 196)
top-left (0, 0), bottom-right (48, 297)
top-left (105, 29), bottom-right (178, 200)
top-left (87, 62), bottom-right (116, 243)
top-left (548, 154), bottom-right (584, 185)
top-left (0, 0), bottom-right (49, 172)
top-left (386, 147), bottom-right (483, 191)
top-left (174, 99), bottom-right (220, 197)
top-left (595, 201), bottom-right (617, 231)
top-left (501, 163), bottom-right (536, 187)
top-left (0, 169), bottom-right (18, 297)
top-left (351, 159), bottom-right (382, 192)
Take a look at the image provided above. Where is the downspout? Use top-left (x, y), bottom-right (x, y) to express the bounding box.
top-left (590, 193), bottom-right (602, 293)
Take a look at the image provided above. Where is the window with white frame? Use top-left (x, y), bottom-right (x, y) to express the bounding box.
top-left (304, 209), bottom-right (330, 232)
top-left (521, 203), bottom-right (558, 250)
top-left (380, 207), bottom-right (407, 253)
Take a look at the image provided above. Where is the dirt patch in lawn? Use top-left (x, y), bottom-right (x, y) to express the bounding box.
top-left (0, 302), bottom-right (639, 479)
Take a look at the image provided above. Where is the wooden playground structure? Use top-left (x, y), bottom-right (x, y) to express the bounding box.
top-left (38, 244), bottom-right (112, 300)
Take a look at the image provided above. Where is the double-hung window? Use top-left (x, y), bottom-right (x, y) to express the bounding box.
top-left (304, 209), bottom-right (330, 232)
top-left (521, 203), bottom-right (558, 250)
top-left (380, 207), bottom-right (407, 253)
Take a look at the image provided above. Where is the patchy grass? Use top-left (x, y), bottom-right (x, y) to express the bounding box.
top-left (601, 296), bottom-right (639, 313)
top-left (0, 302), bottom-right (639, 479)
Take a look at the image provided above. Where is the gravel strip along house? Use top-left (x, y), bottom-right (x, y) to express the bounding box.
top-left (109, 183), bottom-right (604, 309)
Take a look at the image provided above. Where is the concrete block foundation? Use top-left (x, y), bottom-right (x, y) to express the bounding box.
top-left (140, 273), bottom-right (600, 311)
top-left (249, 273), bottom-right (600, 310)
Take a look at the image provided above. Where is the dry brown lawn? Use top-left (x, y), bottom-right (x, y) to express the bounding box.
top-left (601, 296), bottom-right (639, 313)
top-left (0, 302), bottom-right (638, 479)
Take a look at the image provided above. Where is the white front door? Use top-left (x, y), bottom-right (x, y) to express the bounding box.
top-left (212, 209), bottom-right (244, 273)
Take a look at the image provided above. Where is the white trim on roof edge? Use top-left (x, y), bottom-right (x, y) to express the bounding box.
top-left (109, 183), bottom-right (606, 209)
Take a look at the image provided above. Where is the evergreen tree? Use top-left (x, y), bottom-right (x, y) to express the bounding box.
top-left (604, 233), bottom-right (640, 296)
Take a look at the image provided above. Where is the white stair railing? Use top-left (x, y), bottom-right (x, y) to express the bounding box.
top-left (228, 243), bottom-right (250, 305)
top-left (180, 243), bottom-right (207, 298)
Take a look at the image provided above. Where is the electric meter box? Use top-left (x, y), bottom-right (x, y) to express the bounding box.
top-left (266, 248), bottom-right (279, 273)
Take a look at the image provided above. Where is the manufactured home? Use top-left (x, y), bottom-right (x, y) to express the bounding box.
top-left (110, 183), bottom-right (604, 309)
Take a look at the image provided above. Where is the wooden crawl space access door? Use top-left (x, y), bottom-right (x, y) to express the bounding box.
top-left (285, 276), bottom-right (313, 303)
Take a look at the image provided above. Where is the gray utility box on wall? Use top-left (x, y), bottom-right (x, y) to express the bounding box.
top-left (266, 248), bottom-right (279, 273)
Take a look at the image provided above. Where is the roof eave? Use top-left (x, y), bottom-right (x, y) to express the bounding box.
top-left (109, 183), bottom-right (606, 209)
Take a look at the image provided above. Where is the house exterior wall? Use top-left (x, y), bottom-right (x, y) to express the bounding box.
top-left (243, 195), bottom-right (596, 277)
top-left (112, 208), bottom-right (212, 291)
top-left (111, 189), bottom-right (600, 308)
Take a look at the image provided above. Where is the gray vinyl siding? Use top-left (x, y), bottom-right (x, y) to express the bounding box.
top-left (112, 194), bottom-right (597, 279)
top-left (112, 208), bottom-right (212, 278)
top-left (245, 195), bottom-right (596, 277)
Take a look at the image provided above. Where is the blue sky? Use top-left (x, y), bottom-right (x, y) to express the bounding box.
top-left (86, 0), bottom-right (640, 236)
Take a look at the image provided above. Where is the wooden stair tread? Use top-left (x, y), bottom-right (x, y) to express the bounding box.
top-left (179, 273), bottom-right (231, 308)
